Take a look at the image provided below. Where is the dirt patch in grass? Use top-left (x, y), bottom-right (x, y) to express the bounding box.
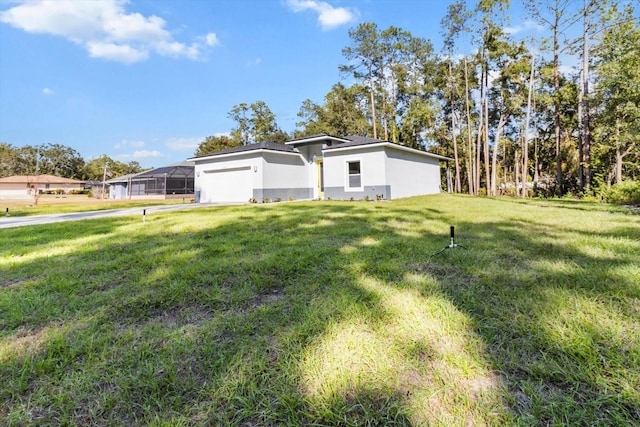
top-left (0, 278), bottom-right (26, 289)
top-left (0, 276), bottom-right (41, 289)
top-left (410, 261), bottom-right (476, 286)
top-left (150, 305), bottom-right (214, 330)
top-left (0, 324), bottom-right (55, 363)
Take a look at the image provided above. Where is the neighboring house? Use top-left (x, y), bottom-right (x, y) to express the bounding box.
top-left (189, 134), bottom-right (451, 203)
top-left (105, 162), bottom-right (195, 200)
top-left (0, 174), bottom-right (85, 200)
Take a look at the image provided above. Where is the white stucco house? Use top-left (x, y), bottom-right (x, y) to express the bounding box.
top-left (188, 134), bottom-right (451, 204)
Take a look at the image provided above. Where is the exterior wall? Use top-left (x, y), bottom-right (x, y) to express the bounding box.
top-left (323, 147), bottom-right (390, 200)
top-left (284, 142), bottom-right (326, 199)
top-left (110, 183), bottom-right (128, 199)
top-left (195, 153), bottom-right (260, 203)
top-left (195, 151), bottom-right (311, 203)
top-left (0, 183), bottom-right (30, 200)
top-left (0, 182), bottom-right (84, 200)
top-left (384, 147), bottom-right (442, 198)
top-left (254, 152), bottom-right (310, 201)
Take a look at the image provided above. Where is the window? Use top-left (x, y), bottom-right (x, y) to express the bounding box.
top-left (347, 160), bottom-right (361, 189)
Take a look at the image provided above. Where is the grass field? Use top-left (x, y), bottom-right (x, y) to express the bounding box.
top-left (1, 195), bottom-right (638, 426)
top-left (1, 195), bottom-right (190, 217)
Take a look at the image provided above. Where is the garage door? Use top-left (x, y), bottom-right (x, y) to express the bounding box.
top-left (200, 166), bottom-right (253, 203)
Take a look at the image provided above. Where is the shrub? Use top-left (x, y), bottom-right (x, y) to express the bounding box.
top-left (602, 180), bottom-right (640, 205)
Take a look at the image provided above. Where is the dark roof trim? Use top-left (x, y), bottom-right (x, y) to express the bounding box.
top-left (188, 141), bottom-right (298, 161)
top-left (324, 136), bottom-right (453, 161)
top-left (136, 165), bottom-right (194, 178)
top-left (285, 133), bottom-right (350, 147)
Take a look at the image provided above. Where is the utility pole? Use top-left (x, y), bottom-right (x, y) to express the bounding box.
top-left (33, 146), bottom-right (40, 205)
top-left (102, 160), bottom-right (108, 199)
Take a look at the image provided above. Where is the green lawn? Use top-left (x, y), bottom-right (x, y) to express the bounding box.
top-left (2, 195), bottom-right (189, 217)
top-left (1, 195), bottom-right (638, 426)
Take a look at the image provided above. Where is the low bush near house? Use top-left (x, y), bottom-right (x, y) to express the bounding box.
top-left (602, 180), bottom-right (640, 205)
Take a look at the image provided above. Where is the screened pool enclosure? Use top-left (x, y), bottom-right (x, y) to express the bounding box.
top-left (107, 162), bottom-right (195, 200)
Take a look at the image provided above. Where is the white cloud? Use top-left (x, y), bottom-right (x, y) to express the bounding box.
top-left (42, 87), bottom-right (54, 95)
top-left (115, 139), bottom-right (146, 149)
top-left (165, 137), bottom-right (202, 151)
top-left (87, 41), bottom-right (149, 63)
top-left (0, 0), bottom-right (219, 63)
top-left (130, 149), bottom-right (164, 159)
top-left (504, 20), bottom-right (544, 35)
top-left (247, 57), bottom-right (262, 67)
top-left (286, 0), bottom-right (358, 30)
top-left (205, 32), bottom-right (219, 46)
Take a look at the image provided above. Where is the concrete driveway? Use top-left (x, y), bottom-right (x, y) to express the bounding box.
top-left (0, 203), bottom-right (216, 229)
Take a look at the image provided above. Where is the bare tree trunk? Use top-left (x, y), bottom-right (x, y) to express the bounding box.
top-left (475, 63), bottom-right (486, 195)
top-left (553, 8), bottom-right (563, 194)
top-left (491, 111), bottom-right (505, 196)
top-left (483, 67), bottom-right (491, 195)
top-left (581, 0), bottom-right (592, 190)
top-left (464, 57), bottom-right (475, 195)
top-left (515, 149), bottom-right (521, 197)
top-left (449, 61), bottom-right (462, 193)
top-left (451, 110), bottom-right (462, 193)
top-left (613, 118), bottom-right (635, 185)
top-left (523, 52), bottom-right (535, 198)
top-left (369, 78), bottom-right (378, 139)
top-left (533, 138), bottom-right (540, 189)
top-left (476, 117), bottom-right (483, 195)
top-left (615, 119), bottom-right (622, 184)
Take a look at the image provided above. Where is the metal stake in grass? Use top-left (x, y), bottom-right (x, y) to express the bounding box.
top-left (143, 209), bottom-right (146, 222)
top-left (432, 226), bottom-right (465, 256)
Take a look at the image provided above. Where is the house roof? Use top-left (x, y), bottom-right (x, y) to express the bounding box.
top-left (187, 135), bottom-right (452, 162)
top-left (324, 135), bottom-right (453, 161)
top-left (104, 172), bottom-right (141, 184)
top-left (189, 141), bottom-right (297, 161)
top-left (105, 161), bottom-right (194, 183)
top-left (285, 133), bottom-right (350, 146)
top-left (0, 174), bottom-right (85, 185)
top-left (136, 162), bottom-right (194, 179)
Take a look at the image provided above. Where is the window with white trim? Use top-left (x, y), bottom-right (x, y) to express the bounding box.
top-left (347, 160), bottom-right (362, 189)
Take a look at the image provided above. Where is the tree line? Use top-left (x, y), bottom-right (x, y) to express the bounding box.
top-left (197, 0), bottom-right (639, 198)
top-left (0, 143), bottom-right (144, 181)
top-left (3, 0), bottom-right (637, 199)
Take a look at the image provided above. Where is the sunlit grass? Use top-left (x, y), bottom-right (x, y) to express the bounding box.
top-left (0, 194), bottom-right (638, 425)
top-left (1, 195), bottom-right (187, 217)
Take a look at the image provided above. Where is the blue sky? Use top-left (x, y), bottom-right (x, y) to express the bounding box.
top-left (1, 0), bottom-right (558, 168)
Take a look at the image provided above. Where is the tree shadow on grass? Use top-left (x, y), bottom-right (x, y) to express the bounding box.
top-left (0, 198), bottom-right (638, 425)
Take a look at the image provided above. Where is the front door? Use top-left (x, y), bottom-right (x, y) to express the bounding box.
top-left (316, 159), bottom-right (324, 199)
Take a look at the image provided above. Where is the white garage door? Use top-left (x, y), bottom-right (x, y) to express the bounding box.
top-left (201, 166), bottom-right (253, 203)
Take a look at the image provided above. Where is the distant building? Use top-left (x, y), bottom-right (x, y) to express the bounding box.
top-left (0, 174), bottom-right (85, 200)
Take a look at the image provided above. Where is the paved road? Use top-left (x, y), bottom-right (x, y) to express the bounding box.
top-left (0, 203), bottom-right (216, 229)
